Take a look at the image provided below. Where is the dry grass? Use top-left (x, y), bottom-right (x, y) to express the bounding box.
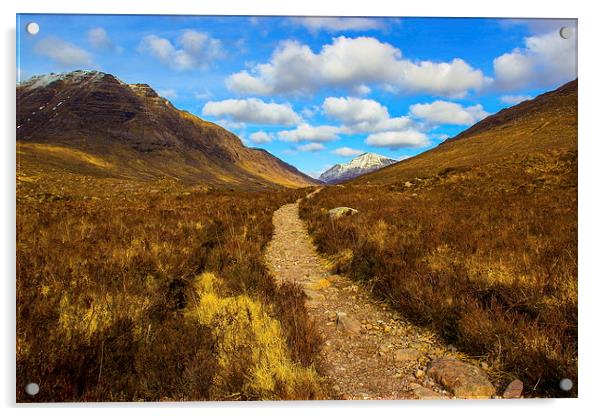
top-left (16, 173), bottom-right (323, 402)
top-left (300, 149), bottom-right (577, 397)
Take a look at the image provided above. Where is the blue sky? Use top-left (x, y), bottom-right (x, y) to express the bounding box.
top-left (16, 14), bottom-right (577, 177)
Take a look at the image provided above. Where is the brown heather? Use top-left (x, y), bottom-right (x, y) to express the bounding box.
top-left (16, 174), bottom-right (323, 402)
top-left (300, 80), bottom-right (578, 397)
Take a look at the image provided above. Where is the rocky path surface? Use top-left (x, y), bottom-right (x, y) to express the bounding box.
top-left (265, 192), bottom-right (499, 400)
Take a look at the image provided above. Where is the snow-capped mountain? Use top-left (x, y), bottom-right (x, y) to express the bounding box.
top-left (319, 152), bottom-right (398, 184)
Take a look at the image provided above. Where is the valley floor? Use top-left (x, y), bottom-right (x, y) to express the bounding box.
top-left (265, 192), bottom-right (497, 399)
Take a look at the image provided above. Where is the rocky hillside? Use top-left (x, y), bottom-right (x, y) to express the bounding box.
top-left (17, 70), bottom-right (318, 189)
top-left (352, 79), bottom-right (577, 185)
top-left (319, 152), bottom-right (397, 184)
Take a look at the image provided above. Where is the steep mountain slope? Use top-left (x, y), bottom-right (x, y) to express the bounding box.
top-left (319, 152), bottom-right (397, 184)
top-left (352, 79), bottom-right (577, 184)
top-left (16, 70), bottom-right (318, 188)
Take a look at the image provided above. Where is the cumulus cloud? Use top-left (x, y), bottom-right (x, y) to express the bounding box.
top-left (332, 147), bottom-right (364, 157)
top-left (493, 29), bottom-right (577, 91)
top-left (499, 95), bottom-right (533, 105)
top-left (202, 98), bottom-right (301, 125)
top-left (87, 27), bottom-right (121, 52)
top-left (323, 96), bottom-right (388, 125)
top-left (227, 36), bottom-right (489, 98)
top-left (34, 37), bottom-right (94, 68)
top-left (297, 143), bottom-right (326, 152)
top-left (289, 17), bottom-right (385, 33)
top-left (138, 30), bottom-right (223, 71)
top-left (409, 101), bottom-right (489, 126)
top-left (278, 123), bottom-right (340, 142)
top-left (365, 130), bottom-right (429, 149)
top-left (249, 131), bottom-right (273, 144)
top-left (322, 96), bottom-right (414, 133)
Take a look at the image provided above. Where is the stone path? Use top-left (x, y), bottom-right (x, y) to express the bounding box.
top-left (265, 192), bottom-right (498, 400)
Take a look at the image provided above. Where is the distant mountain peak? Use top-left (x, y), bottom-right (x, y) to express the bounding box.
top-left (319, 152), bottom-right (397, 184)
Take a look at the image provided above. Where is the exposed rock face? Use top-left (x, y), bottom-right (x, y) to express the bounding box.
top-left (328, 207), bottom-right (359, 219)
top-left (17, 70), bottom-right (318, 188)
top-left (319, 153), bottom-right (397, 184)
top-left (427, 358), bottom-right (495, 399)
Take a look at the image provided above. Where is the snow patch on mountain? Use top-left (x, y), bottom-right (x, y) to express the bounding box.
top-left (319, 152), bottom-right (397, 184)
top-left (19, 70), bottom-right (104, 90)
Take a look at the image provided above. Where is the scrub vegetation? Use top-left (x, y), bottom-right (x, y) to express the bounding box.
top-left (16, 175), bottom-right (323, 402)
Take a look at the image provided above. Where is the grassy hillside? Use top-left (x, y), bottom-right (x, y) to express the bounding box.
top-left (353, 80), bottom-right (577, 185)
top-left (299, 80), bottom-right (578, 397)
top-left (17, 175), bottom-right (324, 402)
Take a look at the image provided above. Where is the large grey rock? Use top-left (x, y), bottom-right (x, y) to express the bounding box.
top-left (336, 312), bottom-right (362, 335)
top-left (427, 358), bottom-right (495, 399)
top-left (328, 207), bottom-right (358, 219)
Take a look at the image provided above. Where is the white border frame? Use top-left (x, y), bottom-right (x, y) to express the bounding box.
top-left (3, 1), bottom-right (600, 415)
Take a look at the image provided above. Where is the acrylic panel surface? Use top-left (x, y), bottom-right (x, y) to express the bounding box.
top-left (16, 14), bottom-right (577, 402)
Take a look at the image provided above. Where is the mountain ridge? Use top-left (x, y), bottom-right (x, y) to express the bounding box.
top-left (350, 79), bottom-right (577, 185)
top-left (17, 70), bottom-right (318, 189)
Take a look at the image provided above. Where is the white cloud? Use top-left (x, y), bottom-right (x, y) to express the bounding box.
top-left (410, 101), bottom-right (489, 126)
top-left (157, 89), bottom-right (177, 99)
top-left (34, 37), bottom-right (94, 68)
top-left (493, 28), bottom-right (577, 90)
top-left (493, 51), bottom-right (535, 90)
top-left (297, 143), bottom-right (326, 152)
top-left (227, 36), bottom-right (489, 98)
top-left (278, 123), bottom-right (340, 142)
top-left (323, 96), bottom-right (388, 125)
top-left (499, 95), bottom-right (533, 105)
top-left (202, 98), bottom-right (301, 125)
top-left (289, 17), bottom-right (385, 33)
top-left (87, 27), bottom-right (121, 52)
top-left (365, 130), bottom-right (429, 149)
top-left (322, 96), bottom-right (415, 133)
top-left (249, 131), bottom-right (273, 144)
top-left (138, 30), bottom-right (223, 71)
top-left (332, 147), bottom-right (364, 157)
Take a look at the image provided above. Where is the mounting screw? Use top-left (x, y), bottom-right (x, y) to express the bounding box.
top-left (26, 22), bottom-right (40, 35)
top-left (25, 382), bottom-right (40, 396)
